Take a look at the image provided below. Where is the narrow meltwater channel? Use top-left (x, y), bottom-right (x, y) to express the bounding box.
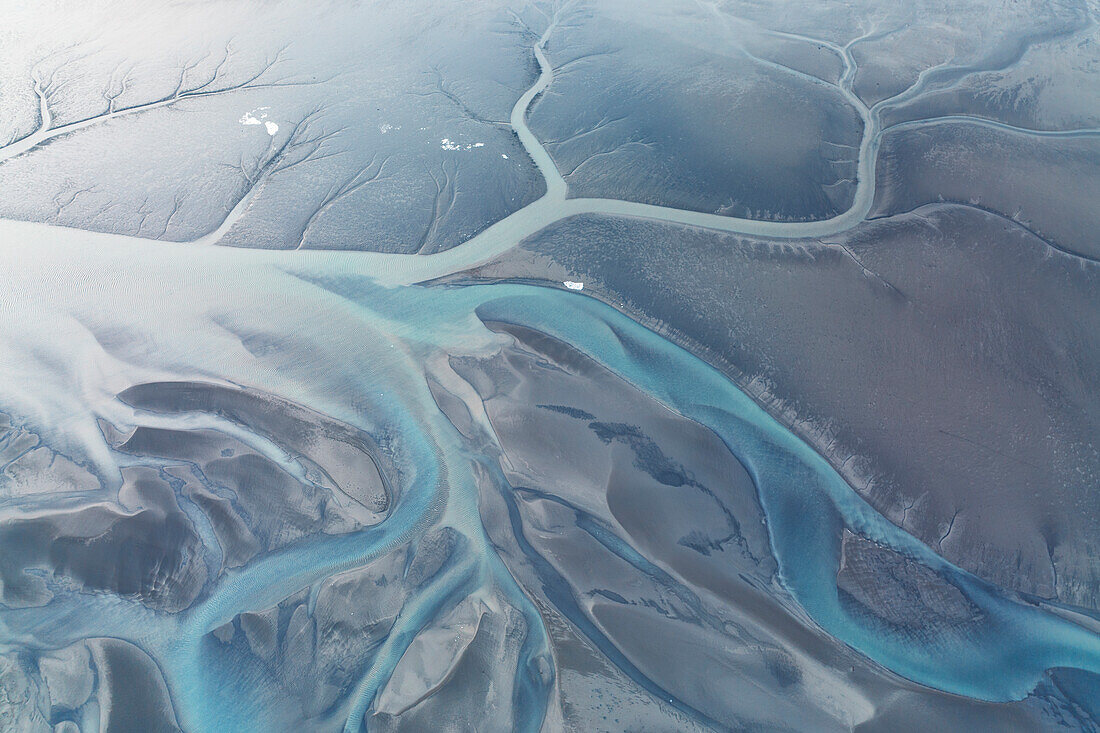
top-left (0, 1), bottom-right (881, 284)
top-left (2, 1), bottom-right (1093, 287)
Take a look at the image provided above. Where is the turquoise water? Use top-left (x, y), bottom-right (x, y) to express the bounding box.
top-left (465, 285), bottom-right (1100, 702)
top-left (1, 243), bottom-right (1098, 729)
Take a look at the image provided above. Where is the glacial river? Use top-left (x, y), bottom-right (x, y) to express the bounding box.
top-left (1, 234), bottom-right (1099, 730)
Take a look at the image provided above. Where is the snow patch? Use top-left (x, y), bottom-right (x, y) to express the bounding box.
top-left (563, 281), bottom-right (584, 291)
top-left (241, 107), bottom-right (277, 135)
top-left (440, 137), bottom-right (487, 152)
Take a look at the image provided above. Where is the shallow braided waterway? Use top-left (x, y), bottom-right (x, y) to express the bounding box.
top-left (0, 234), bottom-right (1098, 729)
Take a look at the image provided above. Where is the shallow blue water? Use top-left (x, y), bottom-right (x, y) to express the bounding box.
top-left (3, 266), bottom-right (1098, 730)
top-left (461, 284), bottom-right (1100, 702)
top-left (235, 271), bottom-right (1100, 708)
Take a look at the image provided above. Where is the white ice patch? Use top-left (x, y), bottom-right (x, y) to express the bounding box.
top-left (563, 281), bottom-right (584, 290)
top-left (440, 137), bottom-right (486, 151)
top-left (241, 107), bottom-right (277, 135)
top-left (501, 154), bottom-right (509, 159)
top-left (379, 123), bottom-right (401, 134)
